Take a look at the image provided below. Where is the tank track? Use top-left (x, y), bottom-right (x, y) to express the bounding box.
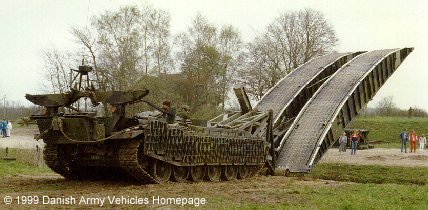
top-left (43, 144), bottom-right (74, 179)
top-left (118, 138), bottom-right (264, 183)
top-left (118, 139), bottom-right (159, 184)
top-left (44, 144), bottom-right (126, 181)
top-left (44, 131), bottom-right (265, 184)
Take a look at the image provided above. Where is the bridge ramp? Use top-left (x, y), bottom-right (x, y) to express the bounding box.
top-left (276, 48), bottom-right (413, 172)
top-left (255, 52), bottom-right (358, 126)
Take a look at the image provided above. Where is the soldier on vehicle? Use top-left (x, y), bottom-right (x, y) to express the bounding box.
top-left (177, 105), bottom-right (192, 125)
top-left (161, 100), bottom-right (176, 124)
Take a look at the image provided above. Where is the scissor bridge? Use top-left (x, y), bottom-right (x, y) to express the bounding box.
top-left (256, 52), bottom-right (358, 126)
top-left (209, 52), bottom-right (358, 139)
top-left (210, 47), bottom-right (412, 174)
top-left (254, 52), bottom-right (362, 149)
top-left (275, 48), bottom-right (413, 172)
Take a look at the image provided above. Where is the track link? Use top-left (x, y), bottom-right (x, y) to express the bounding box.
top-left (118, 139), bottom-right (159, 184)
top-left (43, 144), bottom-right (75, 179)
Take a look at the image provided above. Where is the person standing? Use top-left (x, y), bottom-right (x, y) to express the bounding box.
top-left (0, 119), bottom-right (3, 137)
top-left (6, 121), bottom-right (12, 137)
top-left (400, 128), bottom-right (408, 153)
top-left (409, 130), bottom-right (417, 153)
top-left (1, 119), bottom-right (7, 138)
top-left (419, 134), bottom-right (426, 152)
top-left (350, 130), bottom-right (360, 155)
top-left (339, 131), bottom-right (347, 152)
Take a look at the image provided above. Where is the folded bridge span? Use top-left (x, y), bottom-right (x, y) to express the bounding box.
top-left (273, 48), bottom-right (413, 172)
top-left (210, 48), bottom-right (412, 174)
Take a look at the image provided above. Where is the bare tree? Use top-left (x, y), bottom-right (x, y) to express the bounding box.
top-left (92, 6), bottom-right (143, 91)
top-left (217, 25), bottom-right (243, 109)
top-left (238, 35), bottom-right (285, 100)
top-left (139, 6), bottom-right (173, 76)
top-left (241, 8), bottom-right (338, 100)
top-left (42, 48), bottom-right (73, 94)
top-left (375, 96), bottom-right (397, 116)
top-left (43, 5), bottom-right (174, 116)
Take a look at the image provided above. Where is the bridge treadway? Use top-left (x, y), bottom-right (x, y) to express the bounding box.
top-left (275, 48), bottom-right (412, 172)
top-left (255, 52), bottom-right (352, 122)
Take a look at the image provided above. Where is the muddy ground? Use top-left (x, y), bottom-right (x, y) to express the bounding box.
top-left (0, 174), bottom-right (345, 209)
top-left (0, 127), bottom-right (426, 209)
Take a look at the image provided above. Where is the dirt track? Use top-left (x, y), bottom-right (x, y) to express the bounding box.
top-left (0, 174), bottom-right (349, 209)
top-left (319, 147), bottom-right (428, 167)
top-left (0, 126), bottom-right (44, 149)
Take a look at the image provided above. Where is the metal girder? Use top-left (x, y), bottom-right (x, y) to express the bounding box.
top-left (234, 87), bottom-right (252, 114)
top-left (275, 48), bottom-right (413, 173)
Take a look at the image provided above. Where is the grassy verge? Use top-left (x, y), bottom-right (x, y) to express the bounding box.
top-left (220, 183), bottom-right (428, 209)
top-left (0, 160), bottom-right (53, 176)
top-left (349, 116), bottom-right (428, 148)
top-left (307, 163), bottom-right (428, 185)
top-left (0, 147), bottom-right (45, 167)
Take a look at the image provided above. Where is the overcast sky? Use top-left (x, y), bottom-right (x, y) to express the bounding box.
top-left (0, 0), bottom-right (426, 110)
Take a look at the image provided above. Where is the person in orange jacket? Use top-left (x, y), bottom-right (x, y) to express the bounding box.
top-left (409, 129), bottom-right (418, 153)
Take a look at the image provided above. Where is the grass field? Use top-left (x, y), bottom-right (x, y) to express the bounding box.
top-left (0, 160), bottom-right (426, 209)
top-left (348, 116), bottom-right (428, 148)
top-left (0, 147), bottom-right (45, 167)
top-left (0, 160), bottom-right (53, 176)
top-left (308, 163), bottom-right (428, 185)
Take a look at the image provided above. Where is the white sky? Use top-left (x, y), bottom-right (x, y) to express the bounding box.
top-left (0, 0), bottom-right (427, 110)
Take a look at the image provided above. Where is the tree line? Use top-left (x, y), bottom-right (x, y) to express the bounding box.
top-left (362, 96), bottom-right (427, 117)
top-left (42, 5), bottom-right (338, 120)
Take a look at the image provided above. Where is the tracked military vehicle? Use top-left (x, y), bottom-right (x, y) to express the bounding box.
top-left (27, 48), bottom-right (412, 183)
top-left (26, 66), bottom-right (272, 183)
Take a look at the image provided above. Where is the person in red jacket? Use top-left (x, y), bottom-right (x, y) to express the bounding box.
top-left (409, 130), bottom-right (418, 153)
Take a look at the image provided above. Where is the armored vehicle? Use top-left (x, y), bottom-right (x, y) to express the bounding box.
top-left (27, 48), bottom-right (412, 182)
top-left (27, 66), bottom-right (272, 183)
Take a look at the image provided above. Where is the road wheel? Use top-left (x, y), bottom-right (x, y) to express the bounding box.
top-left (222, 165), bottom-right (237, 181)
top-left (152, 160), bottom-right (171, 183)
top-left (206, 165), bottom-right (221, 182)
top-left (190, 166), bottom-right (205, 182)
top-left (237, 165), bottom-right (251, 179)
top-left (172, 166), bottom-right (189, 182)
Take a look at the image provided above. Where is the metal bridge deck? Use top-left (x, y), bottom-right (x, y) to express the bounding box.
top-left (255, 52), bottom-right (354, 124)
top-left (275, 48), bottom-right (413, 172)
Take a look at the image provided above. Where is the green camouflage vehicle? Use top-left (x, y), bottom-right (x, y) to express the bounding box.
top-left (26, 66), bottom-right (272, 184)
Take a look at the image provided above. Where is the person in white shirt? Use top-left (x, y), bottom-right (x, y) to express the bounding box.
top-left (419, 134), bottom-right (426, 152)
top-left (6, 121), bottom-right (12, 137)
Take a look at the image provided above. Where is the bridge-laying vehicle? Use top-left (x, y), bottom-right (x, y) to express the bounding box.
top-left (26, 48), bottom-right (413, 183)
top-left (27, 66), bottom-right (270, 184)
